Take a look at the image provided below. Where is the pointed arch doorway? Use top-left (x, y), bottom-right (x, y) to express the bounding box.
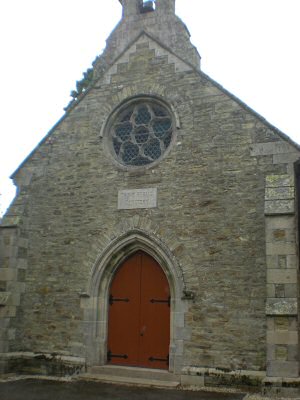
top-left (107, 251), bottom-right (170, 369)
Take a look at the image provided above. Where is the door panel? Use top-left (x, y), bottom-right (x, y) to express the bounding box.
top-left (107, 253), bottom-right (141, 366)
top-left (107, 251), bottom-right (170, 369)
top-left (139, 253), bottom-right (170, 368)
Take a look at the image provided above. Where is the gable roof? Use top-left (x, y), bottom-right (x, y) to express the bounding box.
top-left (11, 31), bottom-right (300, 179)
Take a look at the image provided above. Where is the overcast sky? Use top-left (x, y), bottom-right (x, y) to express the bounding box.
top-left (1, 0), bottom-right (300, 216)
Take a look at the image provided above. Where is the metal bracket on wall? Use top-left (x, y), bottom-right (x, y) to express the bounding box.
top-left (181, 290), bottom-right (195, 301)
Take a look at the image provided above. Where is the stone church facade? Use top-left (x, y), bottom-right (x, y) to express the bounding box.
top-left (0, 0), bottom-right (299, 394)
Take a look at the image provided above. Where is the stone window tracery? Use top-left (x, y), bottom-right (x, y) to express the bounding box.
top-left (109, 100), bottom-right (173, 167)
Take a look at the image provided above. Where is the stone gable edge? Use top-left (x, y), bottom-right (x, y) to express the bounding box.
top-left (95, 30), bottom-right (196, 84)
top-left (10, 30), bottom-right (300, 182)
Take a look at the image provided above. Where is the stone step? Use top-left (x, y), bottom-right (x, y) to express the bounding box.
top-left (90, 365), bottom-right (179, 381)
top-left (79, 373), bottom-right (180, 388)
top-left (81, 365), bottom-right (181, 388)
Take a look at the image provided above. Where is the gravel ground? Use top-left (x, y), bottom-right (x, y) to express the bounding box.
top-left (244, 396), bottom-right (299, 400)
top-left (0, 376), bottom-right (298, 400)
top-left (0, 377), bottom-right (245, 400)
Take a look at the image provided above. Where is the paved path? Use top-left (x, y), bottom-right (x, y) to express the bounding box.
top-left (0, 379), bottom-right (246, 400)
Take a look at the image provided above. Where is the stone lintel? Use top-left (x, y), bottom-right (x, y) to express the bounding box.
top-left (273, 152), bottom-right (300, 165)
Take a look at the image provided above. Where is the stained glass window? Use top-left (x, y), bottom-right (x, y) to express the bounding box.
top-left (111, 102), bottom-right (173, 167)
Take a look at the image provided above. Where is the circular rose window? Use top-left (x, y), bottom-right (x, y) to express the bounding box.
top-left (109, 100), bottom-right (174, 167)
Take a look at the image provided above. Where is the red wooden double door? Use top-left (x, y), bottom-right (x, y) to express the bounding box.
top-left (107, 251), bottom-right (170, 369)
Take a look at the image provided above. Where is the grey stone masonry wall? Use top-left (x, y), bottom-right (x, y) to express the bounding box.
top-left (2, 37), bottom-right (280, 370)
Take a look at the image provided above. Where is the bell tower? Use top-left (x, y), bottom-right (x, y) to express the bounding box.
top-left (120, 0), bottom-right (175, 18)
top-left (92, 0), bottom-right (200, 79)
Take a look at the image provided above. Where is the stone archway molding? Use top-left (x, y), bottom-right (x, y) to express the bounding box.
top-left (87, 228), bottom-right (186, 296)
top-left (82, 229), bottom-right (191, 374)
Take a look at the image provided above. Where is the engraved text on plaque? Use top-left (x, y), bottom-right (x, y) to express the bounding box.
top-left (118, 188), bottom-right (157, 210)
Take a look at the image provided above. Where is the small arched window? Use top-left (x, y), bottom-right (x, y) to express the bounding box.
top-left (140, 0), bottom-right (156, 13)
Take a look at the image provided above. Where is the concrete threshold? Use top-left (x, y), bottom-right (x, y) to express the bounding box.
top-left (79, 365), bottom-right (181, 389)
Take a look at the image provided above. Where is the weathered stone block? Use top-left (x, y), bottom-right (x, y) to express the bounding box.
top-left (288, 345), bottom-right (299, 362)
top-left (6, 281), bottom-right (26, 293)
top-left (0, 328), bottom-right (7, 340)
top-left (285, 284), bottom-right (298, 297)
top-left (266, 255), bottom-right (288, 269)
top-left (17, 238), bottom-right (28, 248)
top-left (16, 259), bottom-right (28, 269)
top-left (275, 345), bottom-right (288, 361)
top-left (0, 292), bottom-right (10, 306)
top-left (267, 317), bottom-right (275, 330)
top-left (265, 186), bottom-right (294, 200)
top-left (8, 328), bottom-right (16, 340)
top-left (267, 269), bottom-right (297, 284)
top-left (266, 228), bottom-right (295, 243)
top-left (272, 229), bottom-right (286, 240)
top-left (267, 360), bottom-right (299, 378)
top-left (0, 306), bottom-right (16, 318)
top-left (266, 284), bottom-right (275, 297)
top-left (273, 152), bottom-right (300, 164)
top-left (251, 143), bottom-right (292, 157)
top-left (274, 317), bottom-right (290, 330)
top-left (266, 242), bottom-right (296, 255)
top-left (265, 215), bottom-right (295, 229)
top-left (287, 255), bottom-right (298, 269)
top-left (274, 284), bottom-right (285, 298)
top-left (0, 318), bottom-right (10, 329)
top-left (266, 299), bottom-right (297, 316)
top-left (7, 292), bottom-right (21, 306)
top-left (173, 312), bottom-right (185, 328)
top-left (278, 255), bottom-right (287, 268)
top-left (287, 318), bottom-right (298, 331)
top-left (265, 200), bottom-right (294, 215)
top-left (181, 374), bottom-right (204, 386)
top-left (267, 331), bottom-right (298, 345)
top-left (267, 344), bottom-right (275, 360)
top-left (265, 174), bottom-right (294, 187)
top-left (0, 269), bottom-right (17, 281)
top-left (174, 327), bottom-right (191, 341)
top-left (0, 340), bottom-right (8, 353)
